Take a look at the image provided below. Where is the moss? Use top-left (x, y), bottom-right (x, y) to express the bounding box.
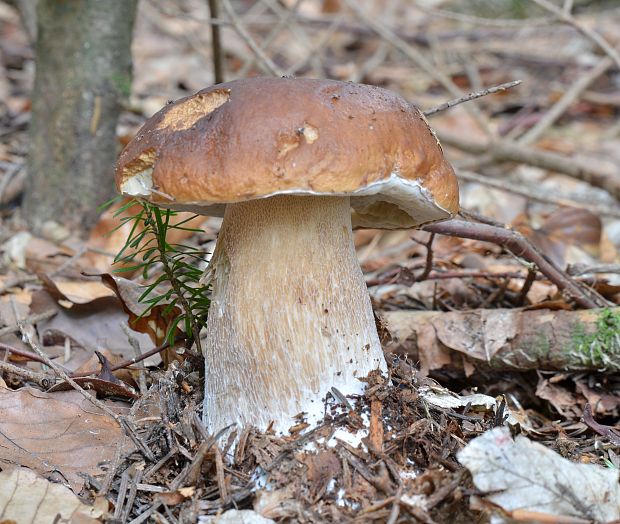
top-left (569, 309), bottom-right (620, 371)
top-left (110, 72), bottom-right (132, 99)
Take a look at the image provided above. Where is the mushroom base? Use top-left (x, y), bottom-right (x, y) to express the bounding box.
top-left (203, 195), bottom-right (386, 433)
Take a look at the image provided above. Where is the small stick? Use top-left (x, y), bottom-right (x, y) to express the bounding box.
top-left (0, 359), bottom-right (56, 388)
top-left (518, 58), bottom-right (612, 145)
top-left (369, 398), bottom-right (384, 453)
top-left (423, 80), bottom-right (522, 117)
top-left (0, 309), bottom-right (56, 338)
top-left (0, 342), bottom-right (70, 373)
top-left (122, 468), bottom-right (142, 523)
top-left (0, 275), bottom-right (39, 296)
top-left (121, 323), bottom-right (147, 395)
top-left (214, 446), bottom-right (229, 502)
top-left (219, 0), bottom-right (284, 76)
top-left (457, 170), bottom-right (620, 219)
top-left (413, 232), bottom-right (435, 282)
top-left (423, 220), bottom-right (606, 309)
top-left (438, 132), bottom-right (620, 199)
top-left (113, 468), bottom-right (130, 520)
top-left (530, 0), bottom-right (620, 70)
top-left (19, 324), bottom-right (155, 460)
top-left (515, 268), bottom-right (537, 307)
top-left (70, 337), bottom-right (181, 378)
top-left (207, 0), bottom-right (225, 83)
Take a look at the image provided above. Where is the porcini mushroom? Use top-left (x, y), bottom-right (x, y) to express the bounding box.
top-left (116, 77), bottom-right (459, 433)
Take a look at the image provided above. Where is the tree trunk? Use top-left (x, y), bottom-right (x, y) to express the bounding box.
top-left (24, 0), bottom-right (137, 235)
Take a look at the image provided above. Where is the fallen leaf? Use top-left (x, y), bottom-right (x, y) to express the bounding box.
top-left (458, 427), bottom-right (620, 522)
top-left (32, 289), bottom-right (156, 362)
top-left (0, 467), bottom-right (106, 523)
top-left (202, 509), bottom-right (275, 524)
top-left (40, 275), bottom-right (116, 306)
top-left (0, 385), bottom-right (131, 492)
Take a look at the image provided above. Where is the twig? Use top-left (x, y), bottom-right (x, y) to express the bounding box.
top-left (121, 323), bottom-right (148, 395)
top-left (530, 0), bottom-right (620, 70)
top-left (456, 170), bottom-right (620, 219)
top-left (18, 323), bottom-right (155, 460)
top-left (418, 6), bottom-right (554, 28)
top-left (48, 246), bottom-right (88, 277)
top-left (219, 0), bottom-right (284, 76)
top-left (515, 268), bottom-right (537, 307)
top-left (214, 446), bottom-right (229, 503)
top-left (114, 468), bottom-right (130, 520)
top-left (19, 327), bottom-right (122, 422)
top-left (0, 309), bottom-right (56, 338)
top-left (413, 233), bottom-right (435, 282)
top-left (0, 359), bottom-right (56, 388)
top-left (0, 162), bottom-right (23, 205)
top-left (207, 0), bottom-right (224, 83)
top-left (341, 0), bottom-right (492, 135)
top-left (0, 275), bottom-right (39, 296)
top-left (438, 132), bottom-right (620, 199)
top-left (582, 403), bottom-right (620, 446)
top-left (122, 468), bottom-right (143, 523)
top-left (0, 341), bottom-right (72, 373)
top-left (70, 337), bottom-right (179, 378)
top-left (518, 57), bottom-right (613, 144)
top-left (424, 80), bottom-right (522, 117)
top-left (567, 263), bottom-right (620, 276)
top-left (423, 220), bottom-right (607, 309)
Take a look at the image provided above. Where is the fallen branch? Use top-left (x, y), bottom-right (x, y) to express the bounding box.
top-left (530, 0), bottom-right (620, 70)
top-left (423, 220), bottom-right (606, 309)
top-left (382, 307), bottom-right (620, 375)
top-left (437, 132), bottom-right (620, 199)
top-left (457, 170), bottom-right (620, 219)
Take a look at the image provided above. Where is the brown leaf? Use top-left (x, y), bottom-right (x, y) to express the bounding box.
top-left (39, 274), bottom-right (115, 306)
top-left (0, 385), bottom-right (131, 492)
top-left (99, 274), bottom-right (185, 365)
top-left (0, 467), bottom-right (106, 523)
top-left (31, 289), bottom-right (154, 362)
top-left (298, 450), bottom-right (341, 501)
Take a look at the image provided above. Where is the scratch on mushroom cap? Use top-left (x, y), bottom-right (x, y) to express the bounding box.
top-left (116, 77), bottom-right (459, 229)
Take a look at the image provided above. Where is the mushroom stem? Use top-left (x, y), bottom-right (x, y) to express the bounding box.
top-left (203, 194), bottom-right (386, 432)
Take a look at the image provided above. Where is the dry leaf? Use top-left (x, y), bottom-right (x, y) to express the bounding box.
top-left (458, 427), bottom-right (620, 522)
top-left (0, 385), bottom-right (131, 492)
top-left (0, 467), bottom-right (106, 523)
top-left (201, 509), bottom-right (275, 524)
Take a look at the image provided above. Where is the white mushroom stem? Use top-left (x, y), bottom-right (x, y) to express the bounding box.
top-left (203, 194), bottom-right (386, 433)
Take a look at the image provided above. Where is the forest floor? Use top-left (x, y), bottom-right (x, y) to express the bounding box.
top-left (1, 0), bottom-right (620, 522)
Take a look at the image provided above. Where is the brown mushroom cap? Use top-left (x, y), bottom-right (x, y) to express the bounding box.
top-left (116, 77), bottom-right (459, 228)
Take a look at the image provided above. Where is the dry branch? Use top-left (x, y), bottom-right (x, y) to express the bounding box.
top-left (457, 170), bottom-right (620, 219)
top-left (423, 220), bottom-right (606, 309)
top-left (382, 307), bottom-right (620, 374)
top-left (438, 132), bottom-right (620, 199)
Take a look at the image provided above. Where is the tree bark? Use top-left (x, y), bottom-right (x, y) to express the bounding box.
top-left (382, 307), bottom-right (620, 375)
top-left (24, 0), bottom-right (137, 235)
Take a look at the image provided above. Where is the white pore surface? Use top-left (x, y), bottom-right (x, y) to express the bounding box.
top-left (121, 171), bottom-right (451, 225)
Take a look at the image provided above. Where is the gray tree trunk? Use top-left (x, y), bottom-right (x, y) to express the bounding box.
top-left (24, 0), bottom-right (138, 235)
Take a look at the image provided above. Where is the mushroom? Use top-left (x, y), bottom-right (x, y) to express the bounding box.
top-left (116, 77), bottom-right (459, 433)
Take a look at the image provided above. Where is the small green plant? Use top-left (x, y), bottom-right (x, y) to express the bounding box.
top-left (112, 198), bottom-right (210, 351)
top-left (569, 309), bottom-right (620, 372)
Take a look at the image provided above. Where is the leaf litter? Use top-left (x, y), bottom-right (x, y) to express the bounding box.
top-left (1, 0), bottom-right (620, 522)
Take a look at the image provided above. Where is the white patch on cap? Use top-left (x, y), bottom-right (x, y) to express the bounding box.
top-left (120, 168), bottom-right (154, 197)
